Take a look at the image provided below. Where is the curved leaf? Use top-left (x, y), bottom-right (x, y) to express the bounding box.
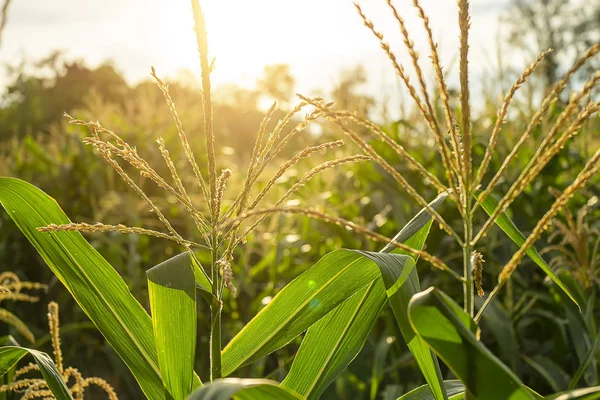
top-left (409, 287), bottom-right (535, 400)
top-left (281, 192), bottom-right (448, 399)
top-left (0, 346), bottom-right (73, 399)
top-left (554, 272), bottom-right (597, 386)
top-left (148, 252), bottom-right (198, 399)
top-left (281, 279), bottom-right (385, 399)
top-left (0, 177), bottom-right (164, 399)
top-left (188, 378), bottom-right (302, 400)
top-left (547, 386), bottom-right (600, 400)
top-left (569, 336), bottom-right (600, 390)
top-left (398, 380), bottom-right (465, 400)
top-left (477, 299), bottom-right (518, 371)
top-left (221, 249), bottom-right (383, 376)
top-left (522, 355), bottom-right (570, 393)
top-left (476, 192), bottom-right (579, 310)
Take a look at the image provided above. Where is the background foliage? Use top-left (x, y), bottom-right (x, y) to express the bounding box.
top-left (1, 0), bottom-right (600, 398)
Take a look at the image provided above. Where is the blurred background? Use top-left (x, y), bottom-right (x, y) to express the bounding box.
top-left (0, 0), bottom-right (599, 398)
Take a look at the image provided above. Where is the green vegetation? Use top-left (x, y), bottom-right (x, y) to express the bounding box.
top-left (0, 0), bottom-right (600, 399)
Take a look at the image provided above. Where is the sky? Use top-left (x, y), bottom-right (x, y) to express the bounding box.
top-left (1, 0), bottom-right (516, 105)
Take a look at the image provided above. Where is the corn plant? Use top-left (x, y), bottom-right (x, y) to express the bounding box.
top-left (1, 0), bottom-right (600, 399)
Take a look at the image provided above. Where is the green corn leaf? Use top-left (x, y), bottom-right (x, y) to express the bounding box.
top-left (476, 192), bottom-right (580, 310)
top-left (522, 355), bottom-right (570, 393)
top-left (357, 247), bottom-right (449, 400)
top-left (188, 378), bottom-right (303, 400)
top-left (281, 192), bottom-right (448, 400)
top-left (221, 248), bottom-right (384, 376)
top-left (546, 386), bottom-right (600, 400)
top-left (189, 252), bottom-right (212, 294)
top-left (0, 177), bottom-right (165, 399)
top-left (553, 271), bottom-right (597, 387)
top-left (409, 287), bottom-right (535, 400)
top-left (281, 279), bottom-right (386, 399)
top-left (279, 250), bottom-right (414, 399)
top-left (0, 346), bottom-right (73, 400)
top-left (166, 252), bottom-right (212, 304)
top-left (147, 252), bottom-right (199, 399)
top-left (476, 300), bottom-right (518, 371)
top-left (569, 336), bottom-right (600, 390)
top-left (0, 337), bottom-right (17, 400)
top-left (397, 380), bottom-right (465, 400)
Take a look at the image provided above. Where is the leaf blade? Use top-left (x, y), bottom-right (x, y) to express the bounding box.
top-left (0, 177), bottom-right (164, 399)
top-left (147, 252), bottom-right (198, 399)
top-left (409, 287), bottom-right (535, 400)
top-left (281, 192), bottom-right (448, 399)
top-left (397, 380), bottom-right (465, 400)
top-left (221, 249), bottom-right (381, 376)
top-left (188, 378), bottom-right (302, 400)
top-left (0, 346), bottom-right (73, 400)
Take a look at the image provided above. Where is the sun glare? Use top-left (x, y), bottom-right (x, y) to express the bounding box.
top-left (152, 0), bottom-right (322, 89)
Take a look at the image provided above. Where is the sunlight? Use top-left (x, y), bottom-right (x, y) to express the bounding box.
top-left (151, 0), bottom-right (323, 88)
top-left (1, 0), bottom-right (599, 398)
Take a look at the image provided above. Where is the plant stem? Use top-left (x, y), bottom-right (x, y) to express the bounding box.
top-left (210, 298), bottom-right (222, 380)
top-left (463, 207), bottom-right (474, 317)
top-left (210, 233), bottom-right (222, 381)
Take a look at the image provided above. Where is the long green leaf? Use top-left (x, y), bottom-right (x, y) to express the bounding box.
top-left (397, 381), bottom-right (465, 400)
top-left (477, 300), bottom-right (518, 371)
top-left (221, 249), bottom-right (384, 376)
top-left (477, 193), bottom-right (579, 309)
top-left (0, 346), bottom-right (73, 399)
top-left (188, 378), bottom-right (303, 400)
top-left (281, 280), bottom-right (386, 399)
top-left (148, 252), bottom-right (198, 399)
top-left (409, 287), bottom-right (535, 400)
top-left (547, 386), bottom-right (600, 400)
top-left (569, 336), bottom-right (600, 390)
top-left (281, 192), bottom-right (448, 399)
top-left (0, 336), bottom-right (18, 400)
top-left (0, 177), bottom-right (164, 399)
top-left (554, 271), bottom-right (597, 386)
top-left (522, 355), bottom-right (570, 393)
top-left (278, 251), bottom-right (413, 398)
top-left (359, 247), bottom-right (448, 400)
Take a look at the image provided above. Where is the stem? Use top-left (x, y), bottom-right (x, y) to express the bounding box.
top-left (210, 299), bottom-right (222, 380)
top-left (463, 205), bottom-right (474, 317)
top-left (210, 233), bottom-right (222, 381)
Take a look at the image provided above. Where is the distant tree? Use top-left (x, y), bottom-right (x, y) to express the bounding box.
top-left (331, 65), bottom-right (375, 117)
top-left (257, 64), bottom-right (295, 106)
top-left (504, 0), bottom-right (600, 90)
top-left (0, 53), bottom-right (129, 138)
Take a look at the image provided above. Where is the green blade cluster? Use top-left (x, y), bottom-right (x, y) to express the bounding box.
top-left (0, 177), bottom-right (164, 399)
top-left (282, 192), bottom-right (449, 399)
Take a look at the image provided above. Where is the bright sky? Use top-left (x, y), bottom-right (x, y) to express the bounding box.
top-left (2, 0), bottom-right (514, 103)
